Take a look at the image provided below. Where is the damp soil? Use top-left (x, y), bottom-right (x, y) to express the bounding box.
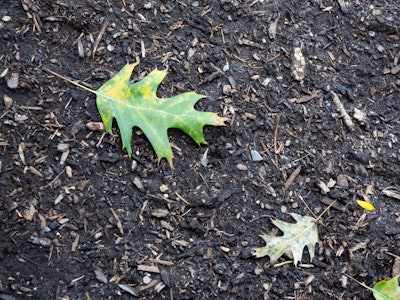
top-left (1, 1), bottom-right (400, 299)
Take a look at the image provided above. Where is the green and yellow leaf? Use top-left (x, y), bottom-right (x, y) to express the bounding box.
top-left (372, 276), bottom-right (400, 300)
top-left (46, 59), bottom-right (227, 167)
top-left (254, 213), bottom-right (318, 266)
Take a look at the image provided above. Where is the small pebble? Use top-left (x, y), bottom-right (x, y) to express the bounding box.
top-left (132, 177), bottom-right (144, 191)
top-left (131, 160), bottom-right (137, 171)
top-left (100, 152), bottom-right (119, 163)
top-left (220, 246), bottom-right (230, 252)
top-left (280, 205), bottom-right (287, 213)
top-left (57, 143), bottom-right (69, 152)
top-left (29, 236), bottom-right (52, 247)
top-left (250, 150), bottom-right (263, 161)
top-left (353, 108), bottom-right (367, 123)
top-left (143, 274), bottom-right (151, 284)
top-left (236, 163), bottom-right (248, 171)
top-left (7, 72), bottom-right (19, 89)
top-left (107, 44), bottom-right (115, 52)
top-left (223, 63), bottom-right (230, 72)
top-left (65, 166), bottom-right (72, 178)
top-left (2, 16), bottom-right (11, 22)
top-left (14, 113), bottom-right (28, 122)
top-left (160, 184), bottom-right (168, 193)
top-left (336, 175), bottom-right (349, 190)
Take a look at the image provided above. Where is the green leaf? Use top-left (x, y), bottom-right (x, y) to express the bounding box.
top-left (372, 277), bottom-right (400, 300)
top-left (95, 61), bottom-right (227, 167)
top-left (253, 213), bottom-right (318, 266)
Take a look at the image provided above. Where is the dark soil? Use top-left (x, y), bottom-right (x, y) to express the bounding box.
top-left (1, 1), bottom-right (400, 299)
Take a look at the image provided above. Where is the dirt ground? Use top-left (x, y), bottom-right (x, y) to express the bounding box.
top-left (1, 0), bottom-right (400, 299)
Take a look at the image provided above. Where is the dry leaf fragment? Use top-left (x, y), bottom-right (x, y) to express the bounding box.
top-left (269, 18), bottom-right (279, 39)
top-left (4, 95), bottom-right (13, 109)
top-left (86, 121), bottom-right (105, 131)
top-left (382, 188), bottom-right (400, 200)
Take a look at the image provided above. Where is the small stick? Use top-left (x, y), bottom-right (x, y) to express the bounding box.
top-left (284, 165), bottom-right (301, 191)
top-left (315, 199), bottom-right (337, 223)
top-left (109, 207), bottom-right (124, 235)
top-left (92, 18), bottom-right (109, 59)
top-left (330, 91), bottom-right (354, 131)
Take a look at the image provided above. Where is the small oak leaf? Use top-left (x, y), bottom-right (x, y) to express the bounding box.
top-left (372, 276), bottom-right (400, 300)
top-left (46, 59), bottom-right (227, 167)
top-left (254, 213), bottom-right (318, 266)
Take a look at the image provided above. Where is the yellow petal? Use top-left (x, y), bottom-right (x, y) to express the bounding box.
top-left (356, 200), bottom-right (375, 211)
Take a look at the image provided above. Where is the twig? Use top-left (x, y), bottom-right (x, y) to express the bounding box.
top-left (274, 114), bottom-right (280, 169)
top-left (284, 165), bottom-right (302, 191)
top-left (109, 207), bottom-right (124, 235)
top-left (92, 18), bottom-right (109, 59)
top-left (315, 199), bottom-right (337, 223)
top-left (331, 91), bottom-right (354, 131)
top-left (298, 194), bottom-right (317, 219)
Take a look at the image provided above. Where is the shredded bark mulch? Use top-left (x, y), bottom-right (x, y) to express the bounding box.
top-left (1, 1), bottom-right (400, 299)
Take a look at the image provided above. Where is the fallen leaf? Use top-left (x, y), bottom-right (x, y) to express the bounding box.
top-left (356, 200), bottom-right (375, 211)
top-left (46, 59), bottom-right (227, 167)
top-left (254, 213), bottom-right (318, 266)
top-left (372, 276), bottom-right (400, 300)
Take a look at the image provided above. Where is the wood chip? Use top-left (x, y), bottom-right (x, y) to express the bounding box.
top-left (269, 18), bottom-right (279, 40)
top-left (18, 142), bottom-right (26, 165)
top-left (146, 258), bottom-right (174, 266)
top-left (238, 38), bottom-right (265, 49)
top-left (284, 165), bottom-right (302, 191)
top-left (331, 91), bottom-right (355, 131)
top-left (110, 207), bottom-right (124, 235)
top-left (71, 234), bottom-right (80, 252)
top-left (118, 283), bottom-right (138, 296)
top-left (86, 122), bottom-right (105, 131)
top-left (137, 264), bottom-right (160, 273)
top-left (151, 208), bottom-right (169, 218)
top-left (382, 188), bottom-right (400, 200)
top-left (289, 90), bottom-right (320, 104)
top-left (392, 257), bottom-right (400, 278)
top-left (92, 18), bottom-right (109, 59)
top-left (391, 65), bottom-right (400, 74)
top-left (29, 166), bottom-right (43, 177)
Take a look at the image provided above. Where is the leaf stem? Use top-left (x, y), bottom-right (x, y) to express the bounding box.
top-left (43, 68), bottom-right (97, 94)
top-left (314, 199), bottom-right (337, 223)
